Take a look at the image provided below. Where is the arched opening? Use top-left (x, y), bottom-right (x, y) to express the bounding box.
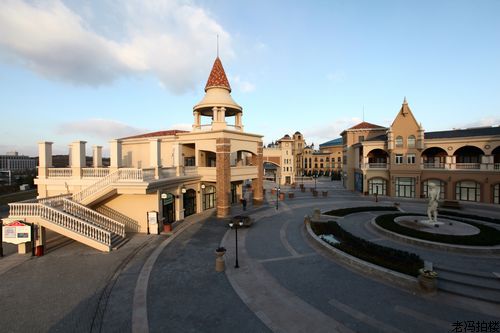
top-left (264, 162), bottom-right (279, 181)
top-left (407, 135), bottom-right (416, 148)
top-left (199, 150), bottom-right (216, 167)
top-left (422, 147), bottom-right (447, 169)
top-left (454, 146), bottom-right (484, 169)
top-left (456, 180), bottom-right (480, 202)
top-left (422, 179), bottom-right (445, 199)
top-left (366, 149), bottom-right (389, 168)
top-left (395, 177), bottom-right (415, 198)
top-left (161, 193), bottom-right (176, 223)
top-left (368, 178), bottom-right (387, 195)
top-left (203, 185), bottom-right (216, 210)
top-left (183, 189), bottom-right (197, 217)
top-left (492, 146), bottom-right (500, 169)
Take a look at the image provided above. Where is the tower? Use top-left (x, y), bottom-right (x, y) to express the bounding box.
top-left (192, 57), bottom-right (243, 131)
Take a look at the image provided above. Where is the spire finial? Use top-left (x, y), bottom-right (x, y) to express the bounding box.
top-left (362, 105), bottom-right (365, 122)
top-left (217, 34), bottom-right (219, 58)
top-left (403, 96), bottom-right (407, 104)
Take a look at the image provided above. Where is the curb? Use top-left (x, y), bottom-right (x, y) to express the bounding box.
top-left (369, 218), bottom-right (500, 255)
top-left (303, 219), bottom-right (420, 292)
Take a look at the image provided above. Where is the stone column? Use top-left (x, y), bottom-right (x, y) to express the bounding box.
top-left (38, 141), bottom-right (53, 178)
top-left (149, 138), bottom-right (161, 179)
top-left (192, 111), bottom-right (201, 131)
top-left (173, 143), bottom-right (182, 176)
top-left (252, 142), bottom-right (264, 205)
top-left (212, 107), bottom-right (227, 130)
top-left (216, 138), bottom-right (231, 218)
top-left (93, 145), bottom-right (103, 168)
top-left (71, 141), bottom-right (86, 178)
top-left (235, 113), bottom-right (243, 131)
top-left (110, 139), bottom-right (122, 171)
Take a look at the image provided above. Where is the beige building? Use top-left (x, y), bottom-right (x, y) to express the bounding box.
top-left (263, 131), bottom-right (343, 183)
top-left (341, 98), bottom-right (500, 204)
top-left (6, 57), bottom-right (263, 252)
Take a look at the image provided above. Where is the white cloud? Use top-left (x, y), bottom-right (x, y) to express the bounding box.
top-left (56, 119), bottom-right (146, 139)
top-left (452, 116), bottom-right (500, 129)
top-left (303, 117), bottom-right (362, 146)
top-left (230, 75), bottom-right (255, 93)
top-left (0, 0), bottom-right (234, 93)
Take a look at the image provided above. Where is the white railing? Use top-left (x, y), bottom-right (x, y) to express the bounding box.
top-left (142, 168), bottom-right (156, 181)
top-left (423, 163), bottom-right (445, 169)
top-left (456, 163), bottom-right (480, 169)
top-left (47, 168), bottom-right (72, 178)
top-left (72, 168), bottom-right (145, 203)
top-left (63, 199), bottom-right (125, 237)
top-left (160, 167), bottom-right (176, 179)
top-left (367, 163), bottom-right (387, 169)
top-left (9, 202), bottom-right (111, 246)
top-left (96, 205), bottom-right (141, 233)
top-left (82, 168), bottom-right (110, 178)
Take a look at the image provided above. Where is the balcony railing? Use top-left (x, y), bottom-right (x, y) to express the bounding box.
top-left (82, 168), bottom-right (111, 178)
top-left (423, 163), bottom-right (445, 169)
top-left (47, 168), bottom-right (72, 178)
top-left (456, 163), bottom-right (481, 169)
top-left (366, 163), bottom-right (387, 169)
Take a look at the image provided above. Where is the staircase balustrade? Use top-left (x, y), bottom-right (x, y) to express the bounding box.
top-left (82, 168), bottom-right (111, 178)
top-left (62, 199), bottom-right (125, 237)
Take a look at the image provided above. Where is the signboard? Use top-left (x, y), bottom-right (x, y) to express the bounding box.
top-left (162, 193), bottom-right (174, 205)
top-left (147, 211), bottom-right (158, 225)
top-left (2, 221), bottom-right (31, 245)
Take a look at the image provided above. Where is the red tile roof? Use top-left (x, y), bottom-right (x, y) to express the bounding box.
top-left (205, 57), bottom-right (231, 92)
top-left (121, 130), bottom-right (189, 140)
top-left (349, 121), bottom-right (385, 130)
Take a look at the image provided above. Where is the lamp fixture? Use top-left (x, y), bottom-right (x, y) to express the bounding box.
top-left (201, 184), bottom-right (206, 189)
top-left (181, 186), bottom-right (187, 194)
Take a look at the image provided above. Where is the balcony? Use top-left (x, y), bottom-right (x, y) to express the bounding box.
top-left (366, 163), bottom-right (388, 169)
top-left (423, 163), bottom-right (445, 169)
top-left (455, 163), bottom-right (481, 170)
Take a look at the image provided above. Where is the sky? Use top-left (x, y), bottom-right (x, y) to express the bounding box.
top-left (0, 0), bottom-right (499, 157)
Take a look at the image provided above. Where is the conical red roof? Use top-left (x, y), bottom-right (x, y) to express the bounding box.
top-left (205, 57), bottom-right (231, 92)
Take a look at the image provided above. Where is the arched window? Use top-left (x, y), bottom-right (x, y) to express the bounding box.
top-left (407, 135), bottom-right (416, 148)
top-left (395, 136), bottom-right (403, 147)
top-left (456, 181), bottom-right (480, 202)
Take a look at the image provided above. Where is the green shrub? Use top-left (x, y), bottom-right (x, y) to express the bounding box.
top-left (311, 221), bottom-right (423, 277)
top-left (375, 213), bottom-right (500, 246)
top-left (324, 206), bottom-right (399, 217)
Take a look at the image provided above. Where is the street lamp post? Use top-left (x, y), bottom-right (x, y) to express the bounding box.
top-left (229, 219), bottom-right (244, 268)
top-left (274, 186), bottom-right (280, 210)
top-left (314, 173), bottom-right (318, 190)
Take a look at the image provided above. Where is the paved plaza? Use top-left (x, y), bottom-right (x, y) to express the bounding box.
top-left (1, 179), bottom-right (499, 332)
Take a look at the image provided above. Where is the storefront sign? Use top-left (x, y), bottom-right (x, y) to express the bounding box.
top-left (147, 211), bottom-right (158, 225)
top-left (2, 221), bottom-right (31, 245)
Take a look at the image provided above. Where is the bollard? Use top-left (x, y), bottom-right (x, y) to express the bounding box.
top-left (215, 248), bottom-right (226, 272)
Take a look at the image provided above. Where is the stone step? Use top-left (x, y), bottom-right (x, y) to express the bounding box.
top-left (438, 280), bottom-right (500, 304)
top-left (435, 269), bottom-right (500, 291)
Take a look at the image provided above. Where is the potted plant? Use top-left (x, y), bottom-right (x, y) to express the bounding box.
top-left (215, 247), bottom-right (226, 272)
top-left (215, 246), bottom-right (226, 256)
top-left (418, 268), bottom-right (438, 292)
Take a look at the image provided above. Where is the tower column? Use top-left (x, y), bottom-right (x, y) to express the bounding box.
top-left (93, 145), bottom-right (103, 167)
top-left (216, 138), bottom-right (231, 218)
top-left (192, 111), bottom-right (201, 131)
top-left (252, 143), bottom-right (264, 205)
top-left (110, 139), bottom-right (122, 171)
top-left (38, 141), bottom-right (53, 178)
top-left (71, 141), bottom-right (86, 178)
top-left (149, 138), bottom-right (161, 179)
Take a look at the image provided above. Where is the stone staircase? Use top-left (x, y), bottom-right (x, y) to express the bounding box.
top-left (8, 195), bottom-right (126, 252)
top-left (435, 265), bottom-right (500, 304)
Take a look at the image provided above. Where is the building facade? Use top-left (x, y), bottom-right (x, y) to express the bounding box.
top-left (342, 98), bottom-right (500, 204)
top-left (7, 57), bottom-right (264, 252)
top-left (0, 152), bottom-right (37, 171)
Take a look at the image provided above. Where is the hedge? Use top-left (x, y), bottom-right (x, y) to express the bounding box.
top-left (375, 213), bottom-right (500, 246)
top-left (311, 221), bottom-right (423, 277)
top-left (324, 206), bottom-right (399, 217)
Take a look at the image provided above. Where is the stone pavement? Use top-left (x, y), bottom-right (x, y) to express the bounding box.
top-left (1, 179), bottom-right (499, 332)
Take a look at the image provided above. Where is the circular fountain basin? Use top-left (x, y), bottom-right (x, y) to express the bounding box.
top-left (394, 216), bottom-right (480, 236)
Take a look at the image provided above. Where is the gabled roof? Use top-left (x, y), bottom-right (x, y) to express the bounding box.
top-left (366, 134), bottom-right (388, 142)
top-left (425, 126), bottom-right (500, 139)
top-left (120, 130), bottom-right (189, 140)
top-left (205, 57), bottom-right (231, 92)
top-left (319, 137), bottom-right (343, 147)
top-left (348, 121), bottom-right (385, 130)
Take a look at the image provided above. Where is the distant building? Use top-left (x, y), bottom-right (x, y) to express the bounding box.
top-left (341, 98), bottom-right (500, 204)
top-left (0, 152), bottom-right (37, 171)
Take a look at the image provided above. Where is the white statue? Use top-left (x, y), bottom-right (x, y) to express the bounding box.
top-left (427, 183), bottom-right (440, 223)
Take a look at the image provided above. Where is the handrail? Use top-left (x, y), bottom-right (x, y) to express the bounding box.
top-left (96, 205), bottom-right (141, 233)
top-left (8, 202), bottom-right (111, 246)
top-left (82, 168), bottom-right (111, 178)
top-left (62, 199), bottom-right (125, 237)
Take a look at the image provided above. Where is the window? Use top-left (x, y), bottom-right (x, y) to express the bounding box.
top-left (456, 181), bottom-right (480, 202)
top-left (326, 157), bottom-right (330, 162)
top-left (407, 154), bottom-right (416, 164)
top-left (396, 177), bottom-right (415, 198)
top-left (368, 178), bottom-right (387, 195)
top-left (422, 180), bottom-right (445, 200)
top-left (320, 163), bottom-right (324, 168)
top-left (408, 135), bottom-right (416, 148)
top-left (337, 157), bottom-right (341, 162)
top-left (395, 154), bottom-right (403, 164)
top-left (494, 184), bottom-right (500, 204)
top-left (203, 186), bottom-right (216, 210)
top-left (184, 157), bottom-right (195, 166)
top-left (395, 136), bottom-right (403, 147)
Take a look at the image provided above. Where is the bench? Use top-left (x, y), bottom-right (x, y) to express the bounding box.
top-left (440, 200), bottom-right (461, 209)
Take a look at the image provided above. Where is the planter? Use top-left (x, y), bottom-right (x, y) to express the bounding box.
top-left (279, 193), bottom-right (285, 201)
top-left (215, 249), bottom-right (226, 272)
top-left (163, 223), bottom-right (172, 233)
top-left (288, 192), bottom-right (294, 199)
top-left (322, 191), bottom-right (328, 197)
top-left (418, 269), bottom-right (437, 292)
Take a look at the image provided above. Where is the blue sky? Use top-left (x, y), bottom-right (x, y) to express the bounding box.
top-left (1, 0), bottom-right (499, 156)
